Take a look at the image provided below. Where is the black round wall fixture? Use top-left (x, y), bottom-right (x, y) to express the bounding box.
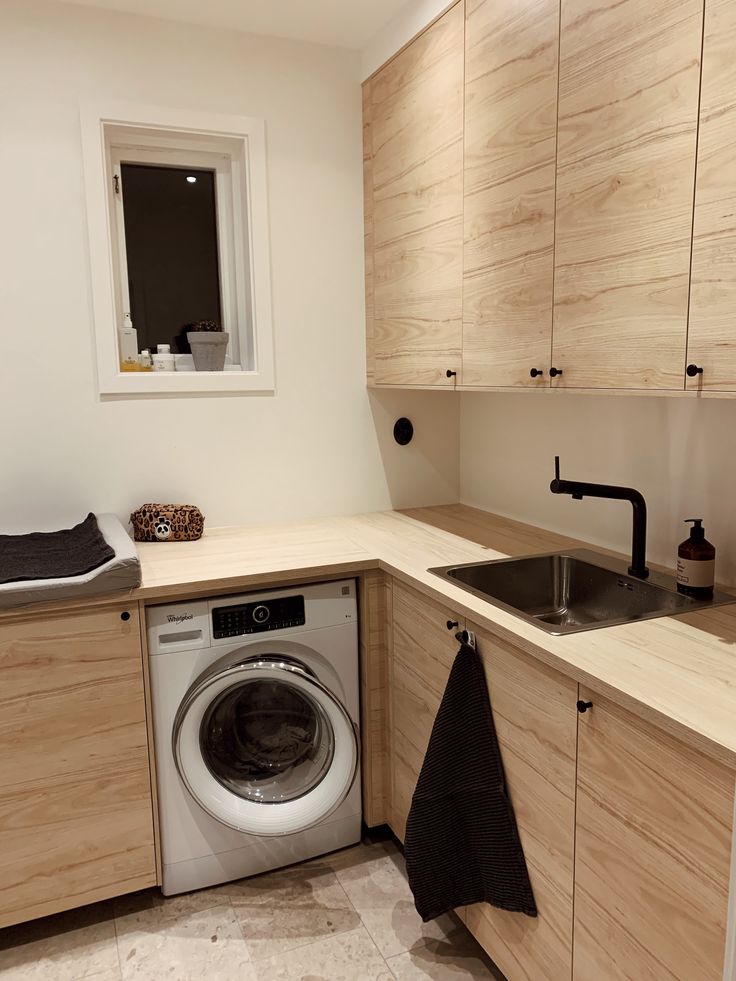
top-left (393, 417), bottom-right (414, 446)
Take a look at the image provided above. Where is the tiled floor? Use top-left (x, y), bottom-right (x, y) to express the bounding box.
top-left (0, 838), bottom-right (503, 980)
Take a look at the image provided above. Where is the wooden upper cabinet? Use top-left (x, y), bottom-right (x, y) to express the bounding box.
top-left (574, 689), bottom-right (733, 980)
top-left (552, 0), bottom-right (703, 390)
top-left (687, 0), bottom-right (736, 391)
top-left (367, 3), bottom-right (464, 387)
top-left (464, 623), bottom-right (578, 981)
top-left (0, 604), bottom-right (156, 928)
top-left (463, 0), bottom-right (559, 388)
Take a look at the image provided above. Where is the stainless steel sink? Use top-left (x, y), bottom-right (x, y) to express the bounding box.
top-left (430, 549), bottom-right (735, 635)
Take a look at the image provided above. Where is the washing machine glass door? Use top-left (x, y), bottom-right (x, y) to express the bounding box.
top-left (173, 657), bottom-right (358, 836)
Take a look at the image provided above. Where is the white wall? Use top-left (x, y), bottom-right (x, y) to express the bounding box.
top-left (461, 393), bottom-right (736, 586)
top-left (0, 0), bottom-right (459, 533)
top-left (361, 0), bottom-right (453, 78)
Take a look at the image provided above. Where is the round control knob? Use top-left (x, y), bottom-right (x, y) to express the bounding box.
top-left (252, 605), bottom-right (270, 624)
top-left (549, 367), bottom-right (563, 378)
top-left (686, 364), bottom-right (704, 378)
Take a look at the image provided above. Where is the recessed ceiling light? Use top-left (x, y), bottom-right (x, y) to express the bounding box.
top-left (186, 175), bottom-right (197, 183)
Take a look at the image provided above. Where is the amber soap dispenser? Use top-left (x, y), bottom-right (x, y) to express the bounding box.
top-left (676, 518), bottom-right (715, 597)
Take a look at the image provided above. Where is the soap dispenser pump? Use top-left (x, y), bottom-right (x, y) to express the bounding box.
top-left (676, 518), bottom-right (715, 598)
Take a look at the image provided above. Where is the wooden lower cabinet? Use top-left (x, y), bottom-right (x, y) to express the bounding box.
top-left (385, 582), bottom-right (736, 980)
top-left (389, 580), bottom-right (463, 840)
top-left (464, 622), bottom-right (578, 981)
top-left (0, 603), bottom-right (156, 928)
top-left (574, 688), bottom-right (734, 981)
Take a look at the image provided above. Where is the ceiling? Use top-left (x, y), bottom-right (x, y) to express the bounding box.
top-left (53, 0), bottom-right (413, 49)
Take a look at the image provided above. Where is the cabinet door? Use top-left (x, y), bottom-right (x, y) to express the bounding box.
top-left (389, 581), bottom-right (463, 841)
top-left (574, 688), bottom-right (733, 980)
top-left (687, 0), bottom-right (736, 391)
top-left (0, 604), bottom-right (156, 928)
top-left (369, 3), bottom-right (464, 387)
top-left (463, 623), bottom-right (578, 981)
top-left (552, 0), bottom-right (702, 390)
top-left (463, 0), bottom-right (559, 388)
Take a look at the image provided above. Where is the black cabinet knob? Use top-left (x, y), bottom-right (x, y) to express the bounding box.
top-left (121, 611), bottom-right (131, 622)
top-left (576, 699), bottom-right (593, 714)
top-left (686, 364), bottom-right (704, 377)
top-left (446, 620), bottom-right (459, 630)
top-left (530, 368), bottom-right (544, 378)
top-left (446, 369), bottom-right (457, 379)
top-left (549, 367), bottom-right (563, 378)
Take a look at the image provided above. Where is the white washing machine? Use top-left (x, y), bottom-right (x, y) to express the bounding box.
top-left (147, 579), bottom-right (361, 895)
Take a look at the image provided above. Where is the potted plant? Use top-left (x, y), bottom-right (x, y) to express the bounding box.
top-left (186, 321), bottom-right (229, 372)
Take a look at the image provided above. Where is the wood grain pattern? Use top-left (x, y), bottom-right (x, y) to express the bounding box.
top-left (363, 81), bottom-right (376, 386)
top-left (358, 570), bottom-right (391, 827)
top-left (552, 0), bottom-right (703, 390)
top-left (464, 623), bottom-right (577, 981)
top-left (573, 688), bottom-right (733, 980)
top-left (687, 0), bottom-right (736, 391)
top-left (389, 579), bottom-right (463, 840)
top-left (463, 0), bottom-right (559, 388)
top-left (0, 604), bottom-right (156, 928)
top-left (371, 2), bottom-right (464, 386)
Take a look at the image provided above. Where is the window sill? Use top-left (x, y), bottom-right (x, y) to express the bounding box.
top-left (100, 370), bottom-right (275, 397)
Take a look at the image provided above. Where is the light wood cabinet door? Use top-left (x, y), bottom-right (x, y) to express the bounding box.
top-left (573, 688), bottom-right (734, 980)
top-left (687, 0), bottom-right (736, 392)
top-left (389, 580), bottom-right (463, 840)
top-left (0, 604), bottom-right (156, 928)
top-left (552, 0), bottom-right (703, 390)
top-left (463, 0), bottom-right (559, 388)
top-left (463, 623), bottom-right (578, 981)
top-left (367, 3), bottom-right (464, 387)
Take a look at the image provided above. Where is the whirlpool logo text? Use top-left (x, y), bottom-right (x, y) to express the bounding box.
top-left (167, 613), bottom-right (194, 624)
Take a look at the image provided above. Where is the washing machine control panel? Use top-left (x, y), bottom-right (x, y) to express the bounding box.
top-left (212, 595), bottom-right (306, 638)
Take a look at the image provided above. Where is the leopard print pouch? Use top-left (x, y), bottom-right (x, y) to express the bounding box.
top-left (130, 503), bottom-right (205, 543)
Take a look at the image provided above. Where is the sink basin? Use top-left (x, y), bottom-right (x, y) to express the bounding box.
top-left (430, 549), bottom-right (735, 635)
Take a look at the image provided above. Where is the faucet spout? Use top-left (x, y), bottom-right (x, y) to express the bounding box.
top-left (550, 456), bottom-right (649, 579)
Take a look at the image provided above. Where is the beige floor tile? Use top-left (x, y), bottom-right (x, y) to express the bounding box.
top-left (335, 849), bottom-right (414, 911)
top-left (360, 901), bottom-right (463, 959)
top-left (115, 903), bottom-right (254, 980)
top-left (233, 903), bottom-right (361, 961)
top-left (386, 935), bottom-right (505, 980)
top-left (112, 887), bottom-right (225, 921)
top-left (219, 863), bottom-right (351, 909)
top-left (318, 838), bottom-right (398, 874)
top-left (0, 913), bottom-right (120, 981)
top-left (254, 925), bottom-right (392, 981)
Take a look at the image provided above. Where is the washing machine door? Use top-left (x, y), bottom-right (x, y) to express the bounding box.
top-left (173, 656), bottom-right (358, 836)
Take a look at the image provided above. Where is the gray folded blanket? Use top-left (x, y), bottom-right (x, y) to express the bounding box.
top-left (0, 513), bottom-right (116, 585)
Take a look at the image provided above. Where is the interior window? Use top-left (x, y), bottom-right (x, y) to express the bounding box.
top-left (120, 163), bottom-right (223, 355)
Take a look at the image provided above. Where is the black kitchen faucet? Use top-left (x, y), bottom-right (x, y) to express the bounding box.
top-left (550, 456), bottom-right (649, 580)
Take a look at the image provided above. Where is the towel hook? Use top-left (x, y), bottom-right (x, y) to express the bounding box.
top-left (455, 629), bottom-right (476, 650)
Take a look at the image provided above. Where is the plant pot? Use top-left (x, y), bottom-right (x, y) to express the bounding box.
top-left (187, 331), bottom-right (229, 372)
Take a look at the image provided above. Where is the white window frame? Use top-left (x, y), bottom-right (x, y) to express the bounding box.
top-left (81, 102), bottom-right (274, 395)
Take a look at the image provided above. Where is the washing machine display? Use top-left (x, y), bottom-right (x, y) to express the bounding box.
top-left (174, 655), bottom-right (358, 836)
top-left (147, 579), bottom-right (362, 895)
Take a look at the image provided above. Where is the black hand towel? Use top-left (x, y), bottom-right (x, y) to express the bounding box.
top-left (404, 639), bottom-right (537, 922)
top-left (0, 513), bottom-right (115, 584)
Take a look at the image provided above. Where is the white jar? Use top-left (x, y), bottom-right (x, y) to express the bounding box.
top-left (153, 344), bottom-right (176, 372)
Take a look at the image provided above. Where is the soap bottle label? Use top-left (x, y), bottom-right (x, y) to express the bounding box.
top-left (676, 557), bottom-right (715, 589)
